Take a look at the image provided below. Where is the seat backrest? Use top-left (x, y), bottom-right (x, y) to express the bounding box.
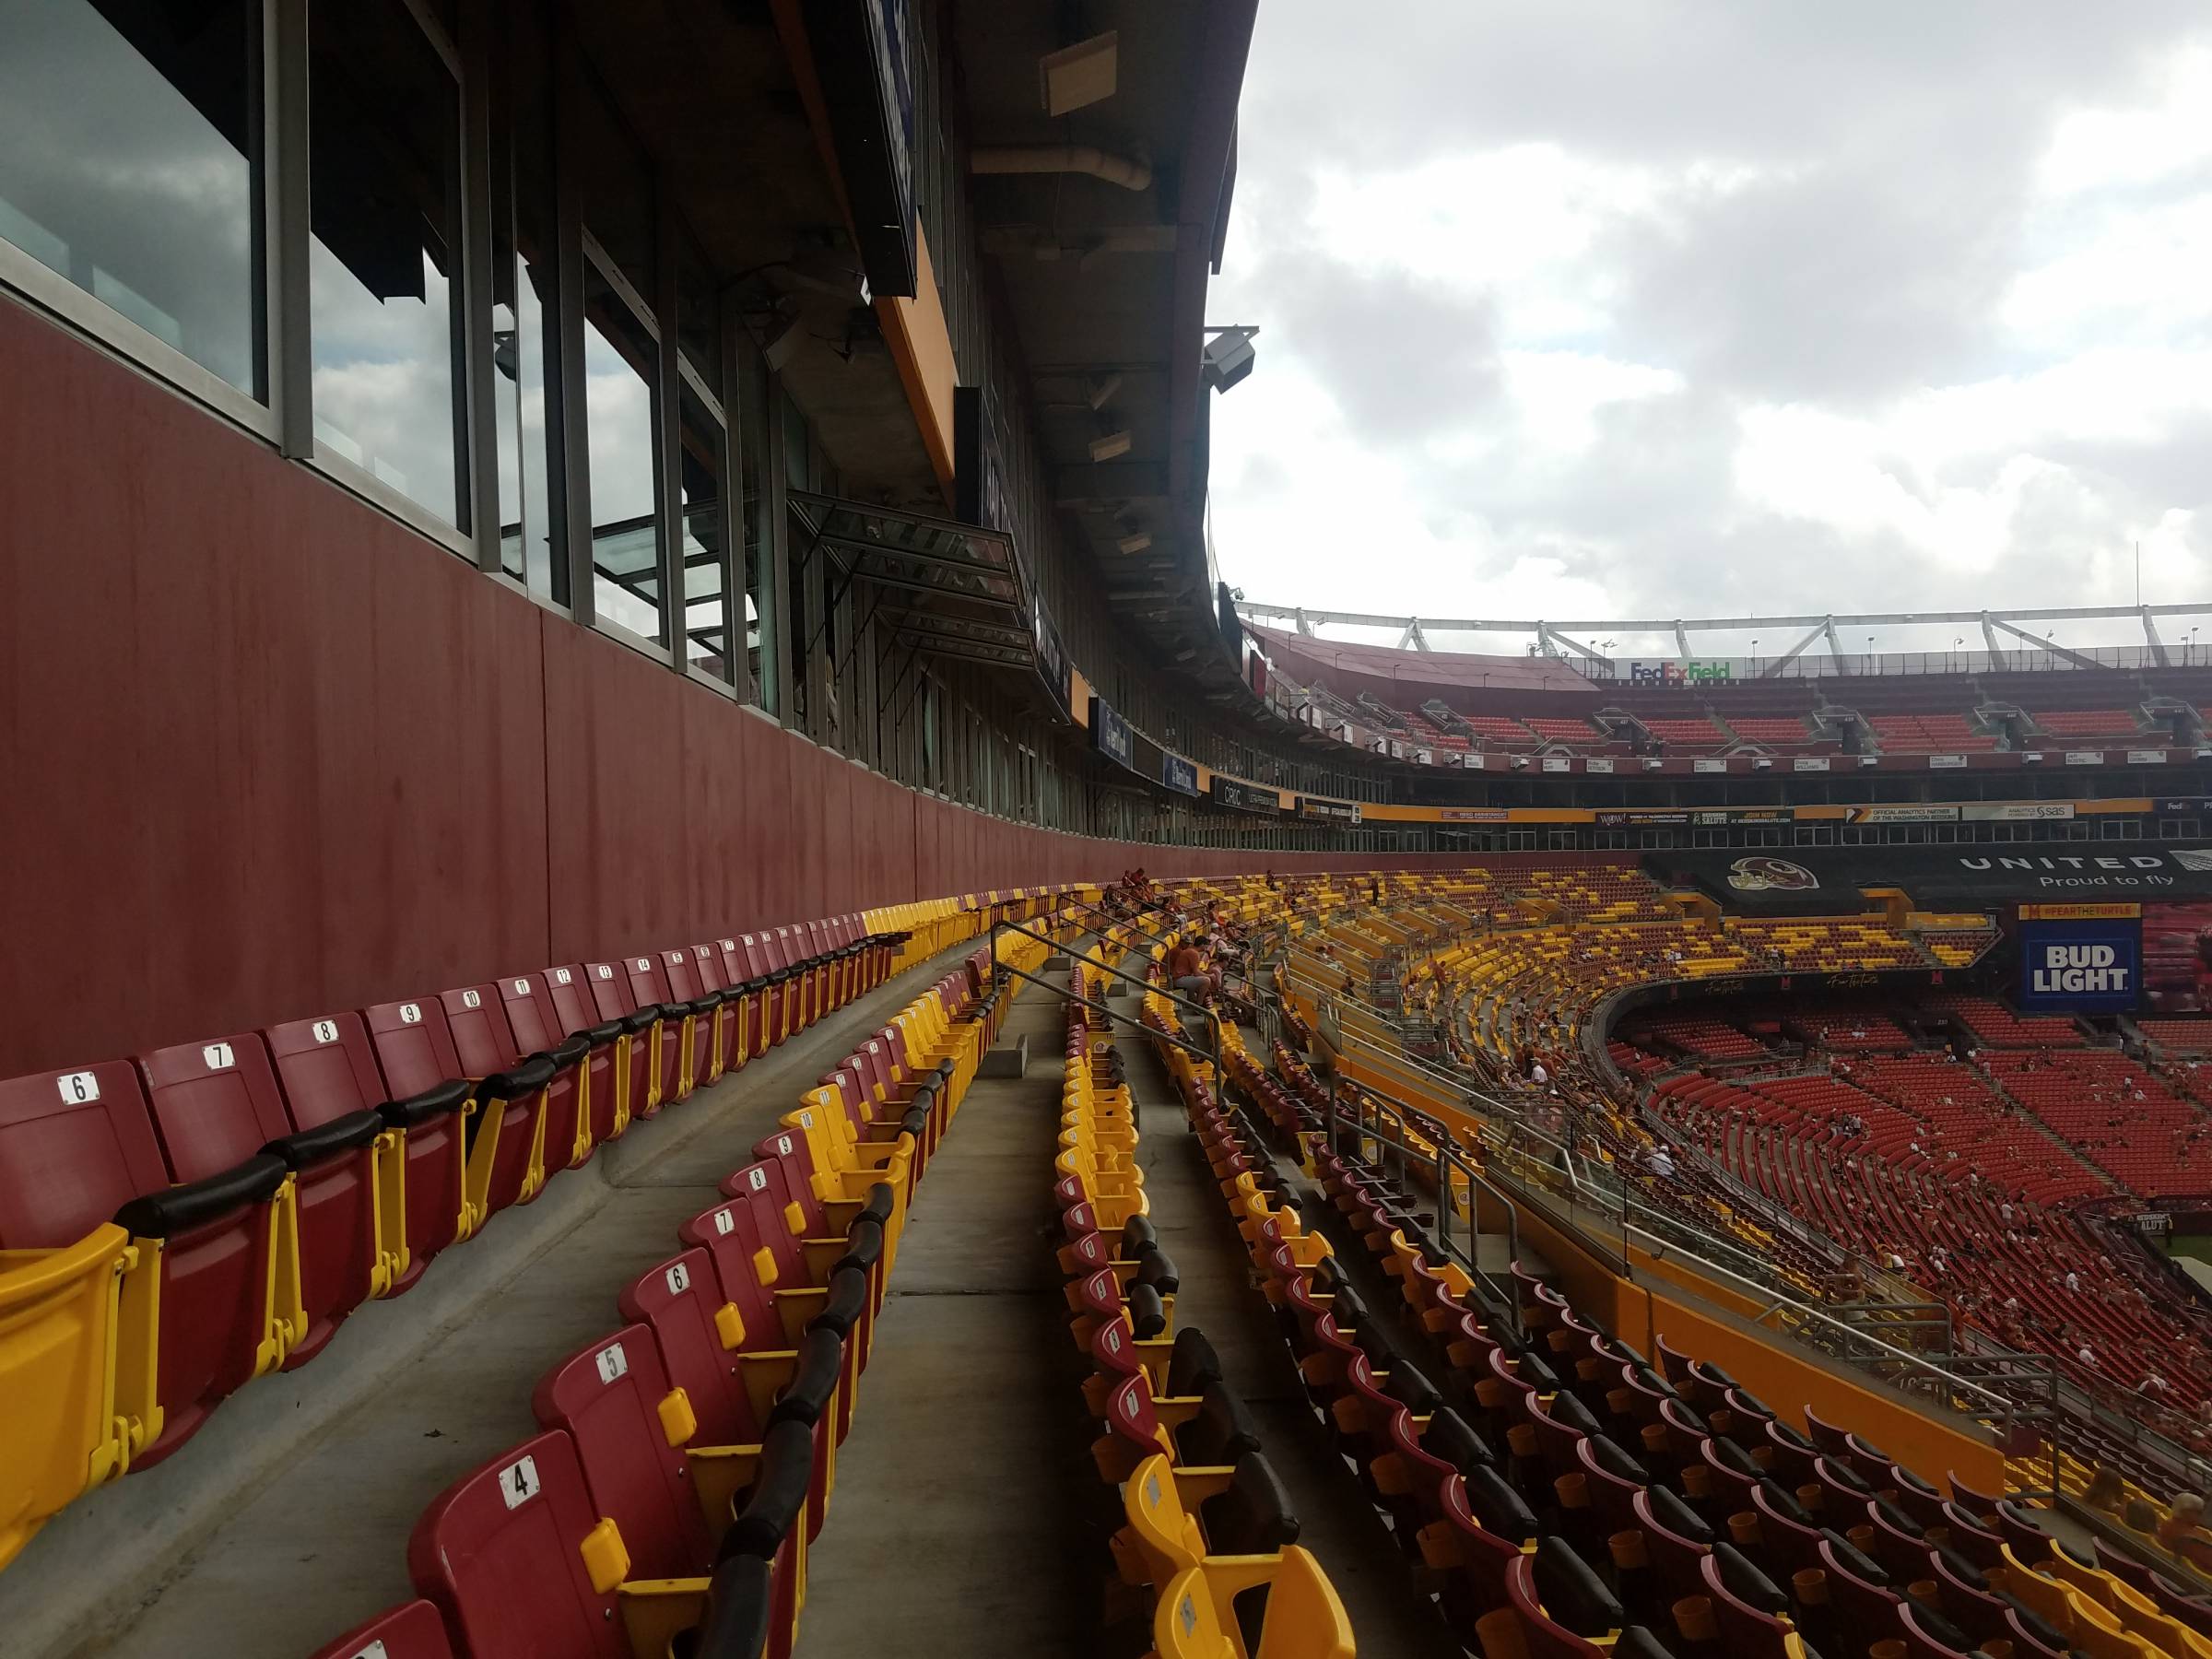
top-left (542, 967), bottom-right (600, 1041)
top-left (748, 1129), bottom-right (827, 1236)
top-left (735, 935), bottom-right (773, 980)
top-left (660, 948), bottom-right (704, 1003)
top-left (0, 1061), bottom-right (169, 1247)
top-left (497, 974), bottom-right (563, 1057)
top-left (137, 1033), bottom-right (292, 1182)
top-left (264, 1013), bottom-right (387, 1132)
top-left (365, 998), bottom-right (465, 1098)
top-left (305, 1598), bottom-right (458, 1659)
top-left (626, 955), bottom-right (675, 1011)
top-left (709, 1164), bottom-right (806, 1287)
top-left (530, 1324), bottom-right (713, 1581)
top-left (439, 985), bottom-right (520, 1077)
top-left (714, 937), bottom-right (749, 987)
top-left (582, 962), bottom-right (636, 1023)
top-left (406, 1429), bottom-right (624, 1659)
top-left (615, 1249), bottom-right (763, 1445)
top-left (676, 1200), bottom-right (784, 1346)
top-left (689, 945), bottom-right (728, 995)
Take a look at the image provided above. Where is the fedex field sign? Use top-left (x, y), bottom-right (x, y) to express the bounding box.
top-left (2018, 920), bottom-right (2139, 1011)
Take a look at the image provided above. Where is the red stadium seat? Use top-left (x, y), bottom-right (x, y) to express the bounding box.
top-left (438, 984), bottom-right (556, 1223)
top-left (305, 1599), bottom-right (457, 1659)
top-left (141, 1031), bottom-right (378, 1371)
top-left (406, 1428), bottom-right (711, 1659)
top-left (363, 996), bottom-right (476, 1286)
top-left (497, 974), bottom-right (592, 1173)
top-left (542, 965), bottom-right (629, 1151)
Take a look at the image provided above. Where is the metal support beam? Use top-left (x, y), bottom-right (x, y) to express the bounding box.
top-left (1823, 617), bottom-right (1847, 670)
top-left (1398, 617), bottom-right (1430, 652)
top-left (2143, 606), bottom-right (2171, 667)
top-left (1674, 620), bottom-right (1690, 659)
top-left (1543, 628), bottom-right (1610, 666)
top-left (1760, 619), bottom-right (1830, 677)
top-left (1981, 612), bottom-right (2004, 670)
top-left (1295, 606), bottom-right (1313, 636)
top-left (1990, 618), bottom-right (2106, 672)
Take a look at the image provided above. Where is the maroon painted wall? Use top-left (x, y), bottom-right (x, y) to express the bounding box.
top-left (0, 299), bottom-right (1512, 1077)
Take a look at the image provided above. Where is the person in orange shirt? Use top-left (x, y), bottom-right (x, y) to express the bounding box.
top-left (1167, 935), bottom-right (1211, 1004)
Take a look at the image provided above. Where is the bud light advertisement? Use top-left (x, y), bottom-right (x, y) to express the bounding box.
top-left (2018, 920), bottom-right (2140, 1011)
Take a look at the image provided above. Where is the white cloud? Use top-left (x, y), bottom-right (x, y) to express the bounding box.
top-left (1208, 3), bottom-right (2212, 634)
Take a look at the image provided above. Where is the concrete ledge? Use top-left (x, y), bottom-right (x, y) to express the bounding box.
top-left (1105, 980), bottom-right (1130, 1000)
top-left (1045, 953), bottom-right (1073, 971)
top-left (979, 1033), bottom-right (1030, 1077)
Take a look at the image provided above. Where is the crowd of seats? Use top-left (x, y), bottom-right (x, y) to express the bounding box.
top-left (1865, 712), bottom-right (2001, 753)
top-left (1057, 937), bottom-right (1359, 1659)
top-left (2140, 1019), bottom-right (2212, 1054)
top-left (0, 882), bottom-right (1088, 1580)
top-left (1981, 1051), bottom-right (2212, 1200)
top-left (1925, 995), bottom-right (2085, 1049)
top-left (298, 938), bottom-right (1021, 1658)
top-left (1213, 1014), bottom-right (2212, 1655)
top-left (2030, 708), bottom-right (2145, 741)
top-left (1616, 1014), bottom-right (1769, 1065)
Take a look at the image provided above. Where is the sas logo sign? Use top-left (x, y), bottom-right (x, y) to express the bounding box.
top-left (2018, 922), bottom-right (2139, 1010)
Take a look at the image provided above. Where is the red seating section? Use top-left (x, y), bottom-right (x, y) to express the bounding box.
top-left (1866, 712), bottom-right (1997, 752)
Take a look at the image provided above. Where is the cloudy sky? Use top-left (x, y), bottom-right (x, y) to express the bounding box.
top-left (1206, 3), bottom-right (2212, 657)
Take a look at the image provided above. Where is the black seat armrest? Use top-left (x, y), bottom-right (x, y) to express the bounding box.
top-left (378, 1077), bottom-right (473, 1130)
top-left (116, 1152), bottom-right (289, 1237)
top-left (619, 1009), bottom-right (660, 1036)
top-left (480, 1053), bottom-right (559, 1100)
top-left (544, 1034), bottom-right (591, 1067)
top-left (571, 1019), bottom-right (624, 1046)
top-left (262, 1108), bottom-right (387, 1170)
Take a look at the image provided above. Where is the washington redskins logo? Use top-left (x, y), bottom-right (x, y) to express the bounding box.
top-left (1727, 856), bottom-right (1818, 892)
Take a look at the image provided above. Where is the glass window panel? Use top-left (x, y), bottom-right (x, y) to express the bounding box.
top-left (308, 0), bottom-right (464, 527)
top-left (490, 0), bottom-right (556, 597)
top-left (736, 338), bottom-right (775, 712)
top-left (678, 384), bottom-right (729, 680)
top-left (0, 0), bottom-right (263, 395)
top-left (582, 259), bottom-right (663, 643)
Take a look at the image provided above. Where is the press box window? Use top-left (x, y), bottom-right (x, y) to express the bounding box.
top-left (308, 0), bottom-right (466, 528)
top-left (0, 0), bottom-right (265, 397)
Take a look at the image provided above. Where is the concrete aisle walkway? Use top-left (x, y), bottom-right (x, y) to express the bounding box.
top-left (6, 945), bottom-right (983, 1659)
top-left (793, 979), bottom-right (1088, 1657)
top-left (1121, 1029), bottom-right (1465, 1659)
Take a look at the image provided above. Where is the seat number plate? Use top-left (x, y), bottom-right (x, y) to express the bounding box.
top-left (499, 1454), bottom-right (541, 1509)
top-left (594, 1342), bottom-right (629, 1385)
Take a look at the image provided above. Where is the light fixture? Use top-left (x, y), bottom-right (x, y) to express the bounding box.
top-left (1040, 32), bottom-right (1118, 115)
top-left (1117, 530), bottom-right (1152, 555)
top-left (1202, 325), bottom-right (1259, 394)
top-left (763, 316), bottom-right (805, 372)
top-left (1089, 428), bottom-right (1133, 463)
top-left (1754, 757), bottom-right (1772, 770)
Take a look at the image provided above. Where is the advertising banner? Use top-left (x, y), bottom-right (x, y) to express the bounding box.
top-left (2018, 918), bottom-right (2140, 1011)
top-left (1297, 797), bottom-right (1363, 825)
top-left (1160, 753), bottom-right (1199, 797)
top-left (1089, 696), bottom-right (1133, 770)
top-left (1211, 776), bottom-right (1282, 815)
top-left (1652, 844), bottom-right (2212, 912)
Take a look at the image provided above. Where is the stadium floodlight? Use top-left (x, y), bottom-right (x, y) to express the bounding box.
top-left (1202, 325), bottom-right (1259, 394)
